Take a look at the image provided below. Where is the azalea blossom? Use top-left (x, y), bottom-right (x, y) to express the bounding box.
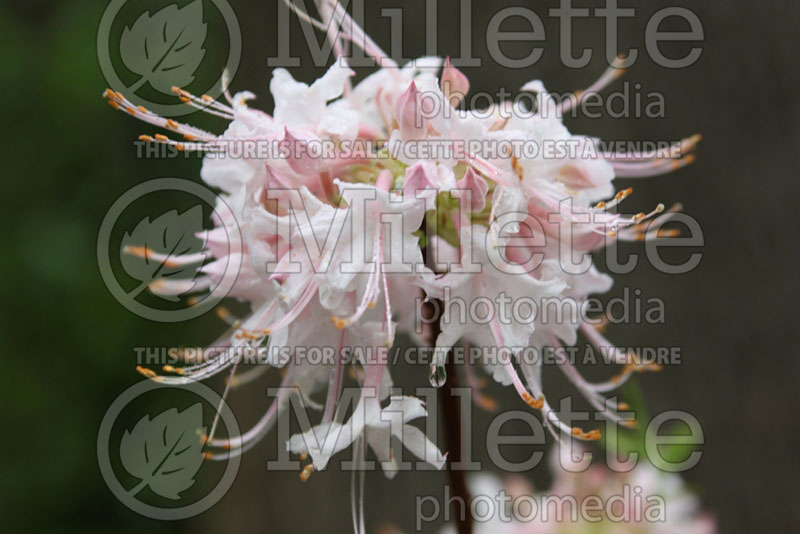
top-left (106, 0), bottom-right (699, 531)
top-left (288, 394), bottom-right (446, 476)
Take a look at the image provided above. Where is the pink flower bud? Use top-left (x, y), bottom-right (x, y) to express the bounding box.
top-left (403, 161), bottom-right (439, 197)
top-left (440, 57), bottom-right (469, 107)
top-left (265, 165), bottom-right (294, 189)
top-left (282, 127), bottom-right (321, 176)
top-left (394, 81), bottom-right (428, 140)
top-left (376, 169), bottom-right (393, 192)
top-left (453, 167), bottom-right (489, 212)
top-left (262, 166), bottom-right (299, 212)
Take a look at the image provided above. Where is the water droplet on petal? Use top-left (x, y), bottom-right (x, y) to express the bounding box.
top-left (429, 363), bottom-right (447, 387)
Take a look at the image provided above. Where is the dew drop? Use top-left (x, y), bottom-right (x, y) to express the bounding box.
top-left (428, 364), bottom-right (447, 387)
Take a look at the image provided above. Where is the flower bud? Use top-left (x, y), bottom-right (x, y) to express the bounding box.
top-left (453, 167), bottom-right (489, 212)
top-left (394, 81), bottom-right (428, 140)
top-left (282, 127), bottom-right (321, 176)
top-left (403, 161), bottom-right (439, 197)
top-left (440, 57), bottom-right (469, 107)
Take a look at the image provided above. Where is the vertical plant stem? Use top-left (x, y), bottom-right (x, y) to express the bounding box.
top-left (439, 343), bottom-right (473, 534)
top-left (423, 213), bottom-right (472, 534)
top-left (420, 293), bottom-right (473, 534)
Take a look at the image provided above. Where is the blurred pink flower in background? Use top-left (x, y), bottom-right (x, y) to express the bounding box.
top-left (438, 445), bottom-right (714, 534)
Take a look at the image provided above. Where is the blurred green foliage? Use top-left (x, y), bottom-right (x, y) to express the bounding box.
top-left (0, 1), bottom-right (224, 530)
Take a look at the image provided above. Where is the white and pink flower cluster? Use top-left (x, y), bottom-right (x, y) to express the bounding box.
top-left (105, 0), bottom-right (698, 503)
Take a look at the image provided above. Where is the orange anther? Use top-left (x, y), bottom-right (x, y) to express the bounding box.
top-left (300, 464), bottom-right (315, 482)
top-left (136, 365), bottom-right (156, 378)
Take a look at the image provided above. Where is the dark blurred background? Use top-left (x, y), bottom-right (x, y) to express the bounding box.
top-left (1, 0), bottom-right (798, 532)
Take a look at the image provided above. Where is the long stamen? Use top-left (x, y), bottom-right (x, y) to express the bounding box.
top-left (171, 86), bottom-right (235, 118)
top-left (602, 134), bottom-right (702, 161)
top-left (350, 438), bottom-right (360, 534)
top-left (105, 98), bottom-right (224, 154)
top-left (461, 348), bottom-right (498, 411)
top-left (205, 358), bottom-right (240, 447)
top-left (323, 0), bottom-right (395, 68)
top-left (143, 300), bottom-right (281, 384)
top-left (559, 55), bottom-right (628, 115)
top-left (612, 154), bottom-right (696, 178)
top-left (518, 361), bottom-right (602, 441)
top-left (477, 277), bottom-right (545, 410)
top-left (551, 335), bottom-right (636, 427)
top-left (204, 364), bottom-right (295, 458)
top-left (253, 281), bottom-right (318, 336)
top-left (378, 229), bottom-right (395, 345)
top-left (103, 89), bottom-right (222, 139)
top-left (331, 229), bottom-right (382, 329)
top-left (579, 322), bottom-right (662, 389)
top-left (147, 276), bottom-right (212, 297)
top-left (617, 205), bottom-right (683, 242)
top-left (314, 0), bottom-right (350, 90)
top-left (122, 245), bottom-right (206, 267)
top-left (323, 320), bottom-right (349, 424)
top-left (227, 364), bottom-right (270, 389)
top-left (281, 0), bottom-right (396, 69)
